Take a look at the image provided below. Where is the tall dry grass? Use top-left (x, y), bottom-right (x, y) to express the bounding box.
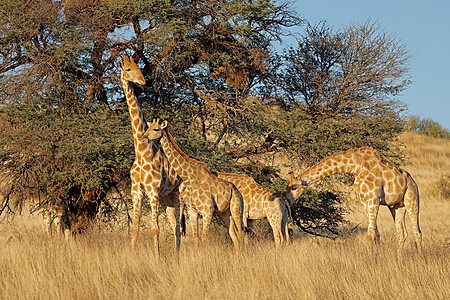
top-left (1, 132), bottom-right (449, 299)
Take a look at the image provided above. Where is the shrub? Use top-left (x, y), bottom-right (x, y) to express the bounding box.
top-left (407, 115), bottom-right (450, 139)
top-left (0, 105), bottom-right (134, 233)
top-left (290, 188), bottom-right (347, 237)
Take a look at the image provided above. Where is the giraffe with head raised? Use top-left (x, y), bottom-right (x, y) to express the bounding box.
top-left (142, 119), bottom-right (244, 249)
top-left (120, 55), bottom-right (182, 256)
top-left (215, 172), bottom-right (294, 248)
top-left (287, 147), bottom-right (422, 252)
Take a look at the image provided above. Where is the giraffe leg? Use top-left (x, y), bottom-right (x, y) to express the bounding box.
top-left (281, 210), bottom-right (290, 246)
top-left (244, 219), bottom-right (252, 246)
top-left (201, 212), bottom-right (213, 247)
top-left (43, 210), bottom-right (53, 236)
top-left (217, 209), bottom-right (237, 247)
top-left (229, 192), bottom-right (244, 250)
top-left (188, 208), bottom-right (199, 248)
top-left (389, 206), bottom-right (407, 253)
top-left (166, 204), bottom-right (182, 254)
top-left (130, 180), bottom-right (143, 248)
top-left (149, 198), bottom-right (160, 257)
top-left (365, 198), bottom-right (381, 246)
top-left (267, 214), bottom-right (282, 249)
top-left (404, 191), bottom-right (422, 253)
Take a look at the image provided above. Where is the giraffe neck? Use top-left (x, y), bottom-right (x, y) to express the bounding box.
top-left (121, 75), bottom-right (147, 150)
top-left (300, 151), bottom-right (361, 184)
top-left (160, 130), bottom-right (196, 180)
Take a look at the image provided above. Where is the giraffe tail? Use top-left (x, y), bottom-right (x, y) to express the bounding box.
top-left (181, 212), bottom-right (186, 236)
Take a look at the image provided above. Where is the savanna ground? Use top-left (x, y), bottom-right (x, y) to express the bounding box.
top-left (0, 132), bottom-right (449, 299)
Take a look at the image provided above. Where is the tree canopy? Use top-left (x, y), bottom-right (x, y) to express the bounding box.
top-left (0, 0), bottom-right (300, 110)
top-left (0, 1), bottom-right (413, 237)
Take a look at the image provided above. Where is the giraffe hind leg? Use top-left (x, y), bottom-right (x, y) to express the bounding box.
top-left (405, 194), bottom-right (422, 253)
top-left (389, 206), bottom-right (407, 253)
top-left (188, 208), bottom-right (199, 248)
top-left (364, 197), bottom-right (381, 246)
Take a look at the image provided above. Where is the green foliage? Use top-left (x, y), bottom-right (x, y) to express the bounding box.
top-left (407, 116), bottom-right (450, 139)
top-left (0, 104), bottom-right (134, 231)
top-left (291, 188), bottom-right (347, 236)
top-left (270, 107), bottom-right (405, 166)
top-left (0, 3), bottom-right (412, 238)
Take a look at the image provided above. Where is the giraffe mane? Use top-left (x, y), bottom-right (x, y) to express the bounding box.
top-left (216, 172), bottom-right (251, 179)
top-left (300, 147), bottom-right (380, 177)
top-left (319, 147), bottom-right (379, 162)
top-left (165, 130), bottom-right (210, 170)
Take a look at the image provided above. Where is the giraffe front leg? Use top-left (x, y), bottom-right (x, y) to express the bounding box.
top-left (149, 199), bottom-right (160, 257)
top-left (282, 210), bottom-right (291, 246)
top-left (166, 202), bottom-right (182, 254)
top-left (130, 181), bottom-right (143, 248)
top-left (229, 194), bottom-right (244, 250)
top-left (268, 214), bottom-right (282, 249)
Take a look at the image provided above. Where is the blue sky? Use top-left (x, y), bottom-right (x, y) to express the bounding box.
top-left (285, 0), bottom-right (450, 129)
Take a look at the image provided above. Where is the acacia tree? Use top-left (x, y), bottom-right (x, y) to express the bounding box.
top-left (0, 0), bottom-right (301, 231)
top-left (270, 20), bottom-right (411, 118)
top-left (0, 0), bottom-right (300, 109)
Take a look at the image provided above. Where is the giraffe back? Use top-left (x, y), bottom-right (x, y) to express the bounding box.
top-left (217, 172), bottom-right (287, 220)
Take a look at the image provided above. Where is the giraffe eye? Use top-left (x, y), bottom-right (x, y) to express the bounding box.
top-left (291, 185), bottom-right (297, 190)
top-left (126, 68), bottom-right (131, 71)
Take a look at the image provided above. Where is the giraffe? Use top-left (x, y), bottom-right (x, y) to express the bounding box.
top-left (31, 193), bottom-right (71, 240)
top-left (142, 119), bottom-right (244, 249)
top-left (42, 204), bottom-right (71, 240)
top-left (215, 172), bottom-right (293, 248)
top-left (120, 55), bottom-right (182, 256)
top-left (287, 147), bottom-right (422, 252)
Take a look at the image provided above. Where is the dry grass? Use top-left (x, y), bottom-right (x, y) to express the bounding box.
top-left (1, 132), bottom-right (449, 299)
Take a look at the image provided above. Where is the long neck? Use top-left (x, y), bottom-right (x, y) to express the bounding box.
top-left (160, 130), bottom-right (195, 180)
top-left (121, 74), bottom-right (147, 150)
top-left (300, 151), bottom-right (360, 184)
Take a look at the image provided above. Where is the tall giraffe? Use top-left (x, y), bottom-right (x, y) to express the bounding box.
top-left (142, 119), bottom-right (244, 249)
top-left (215, 172), bottom-right (293, 248)
top-left (287, 147), bottom-right (422, 252)
top-left (120, 55), bottom-right (182, 256)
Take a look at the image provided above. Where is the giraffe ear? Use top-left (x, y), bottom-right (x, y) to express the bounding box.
top-left (161, 120), bottom-right (168, 129)
top-left (129, 55), bottom-right (135, 63)
top-left (288, 172), bottom-right (295, 183)
top-left (122, 54), bottom-right (129, 63)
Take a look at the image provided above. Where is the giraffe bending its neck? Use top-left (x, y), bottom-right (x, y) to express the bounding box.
top-left (120, 55), bottom-right (182, 256)
top-left (216, 173), bottom-right (292, 248)
top-left (142, 120), bottom-right (244, 249)
top-left (288, 147), bottom-right (422, 252)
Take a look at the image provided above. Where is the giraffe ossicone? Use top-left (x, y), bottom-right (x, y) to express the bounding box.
top-left (288, 147), bottom-right (422, 253)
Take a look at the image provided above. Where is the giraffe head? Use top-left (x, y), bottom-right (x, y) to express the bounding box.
top-left (121, 54), bottom-right (146, 85)
top-left (286, 172), bottom-right (306, 202)
top-left (142, 118), bottom-right (168, 141)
